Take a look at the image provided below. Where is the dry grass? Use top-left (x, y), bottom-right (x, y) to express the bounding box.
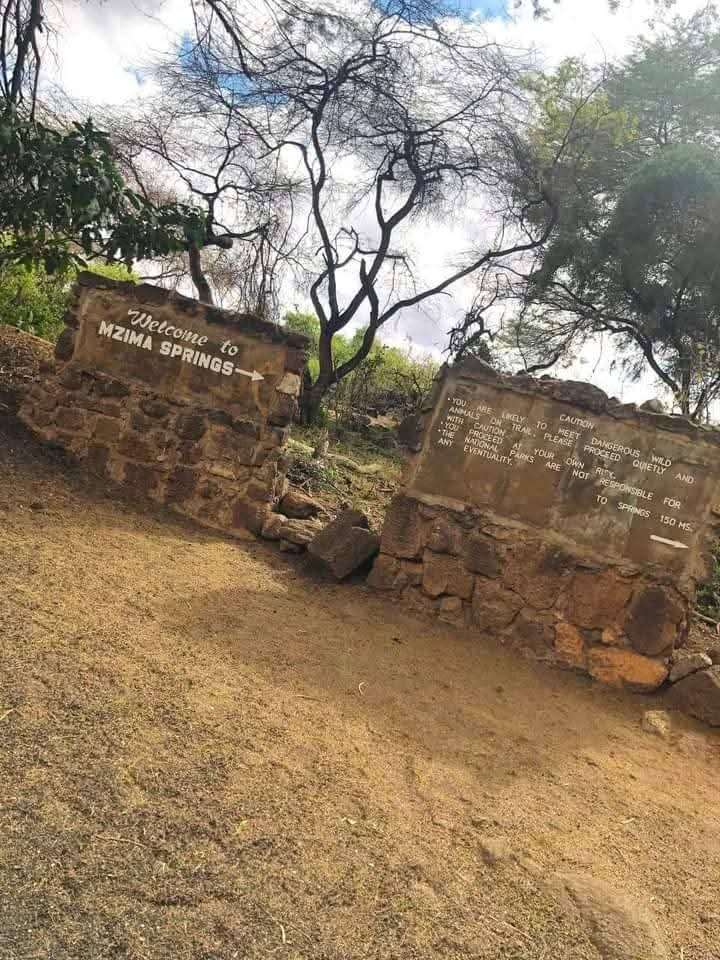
top-left (1, 418), bottom-right (720, 959)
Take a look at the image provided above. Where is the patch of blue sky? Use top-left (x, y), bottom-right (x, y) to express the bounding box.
top-left (394, 0), bottom-right (511, 21)
top-left (177, 33), bottom-right (284, 102)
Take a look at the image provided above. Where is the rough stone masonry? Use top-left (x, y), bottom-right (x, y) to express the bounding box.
top-left (369, 358), bottom-right (720, 692)
top-left (20, 272), bottom-right (309, 536)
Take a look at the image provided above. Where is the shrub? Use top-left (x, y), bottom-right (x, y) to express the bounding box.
top-left (0, 255), bottom-right (137, 341)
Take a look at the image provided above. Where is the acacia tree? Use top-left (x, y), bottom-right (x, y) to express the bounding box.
top-left (461, 9), bottom-right (720, 419)
top-left (112, 96), bottom-right (302, 313)
top-left (176, 0), bottom-right (564, 420)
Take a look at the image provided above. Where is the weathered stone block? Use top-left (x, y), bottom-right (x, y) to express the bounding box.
top-left (230, 417), bottom-right (261, 438)
top-left (84, 397), bottom-right (124, 418)
top-left (462, 531), bottom-right (502, 577)
top-left (123, 462), bottom-right (163, 495)
top-left (367, 554), bottom-right (406, 592)
top-left (426, 517), bottom-right (461, 554)
top-left (509, 610), bottom-right (555, 657)
top-left (587, 647), bottom-right (668, 692)
top-left (25, 407), bottom-right (52, 428)
top-left (380, 494), bottom-right (424, 559)
top-left (471, 579), bottom-right (522, 632)
top-left (402, 585), bottom-right (439, 619)
top-left (57, 365), bottom-right (83, 390)
top-left (278, 517), bottom-right (323, 546)
top-left (668, 666), bottom-right (720, 726)
top-left (261, 513), bottom-right (285, 541)
top-left (567, 570), bottom-right (634, 629)
top-left (166, 467), bottom-right (198, 504)
top-left (268, 392), bottom-right (296, 426)
top-left (503, 544), bottom-right (573, 610)
top-left (438, 595), bottom-right (465, 626)
top-left (175, 413), bottom-right (207, 441)
top-left (397, 413), bottom-right (424, 451)
top-left (94, 415), bottom-right (122, 443)
top-left (140, 397), bottom-right (171, 419)
top-left (95, 377), bottom-right (129, 398)
top-left (207, 462), bottom-right (242, 481)
top-left (246, 479), bottom-right (274, 503)
top-left (285, 347), bottom-right (309, 374)
top-left (422, 550), bottom-right (474, 599)
top-left (204, 429), bottom-right (259, 467)
top-left (55, 406), bottom-right (90, 433)
top-left (280, 489), bottom-right (322, 520)
top-left (275, 372), bottom-right (301, 397)
top-left (118, 433), bottom-right (157, 462)
top-left (399, 559), bottom-right (424, 586)
top-left (85, 443), bottom-right (110, 477)
top-left (231, 498), bottom-right (268, 535)
top-left (554, 622), bottom-right (587, 669)
top-left (308, 513), bottom-right (380, 580)
top-left (624, 585), bottom-right (685, 656)
top-left (669, 652), bottom-right (712, 683)
top-left (130, 412), bottom-right (154, 434)
top-left (34, 388), bottom-right (59, 411)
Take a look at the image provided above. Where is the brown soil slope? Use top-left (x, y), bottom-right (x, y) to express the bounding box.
top-left (1, 418), bottom-right (719, 960)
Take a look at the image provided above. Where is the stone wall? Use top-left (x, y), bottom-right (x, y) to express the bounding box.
top-left (20, 272), bottom-right (309, 537)
top-left (369, 360), bottom-right (720, 691)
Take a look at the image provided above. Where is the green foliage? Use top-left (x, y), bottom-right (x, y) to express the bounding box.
top-left (697, 544), bottom-right (720, 620)
top-left (281, 311), bottom-right (438, 423)
top-left (84, 261), bottom-right (139, 284)
top-left (0, 110), bottom-right (205, 274)
top-left (0, 254), bottom-right (139, 340)
top-left (282, 310), bottom-right (321, 380)
top-left (503, 9), bottom-right (720, 416)
top-left (0, 260), bottom-right (71, 339)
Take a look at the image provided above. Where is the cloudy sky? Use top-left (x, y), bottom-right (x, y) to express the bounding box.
top-left (48, 0), bottom-right (711, 404)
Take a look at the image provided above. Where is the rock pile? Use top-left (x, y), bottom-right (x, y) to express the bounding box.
top-left (261, 495), bottom-right (380, 577)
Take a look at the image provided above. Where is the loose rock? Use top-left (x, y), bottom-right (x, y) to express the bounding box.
top-left (279, 539), bottom-right (303, 553)
top-left (279, 488), bottom-right (322, 520)
top-left (706, 645), bottom-right (720, 665)
top-left (641, 709), bottom-right (671, 738)
top-left (308, 510), bottom-right (379, 579)
top-left (280, 518), bottom-right (323, 547)
top-left (260, 513), bottom-right (285, 541)
top-left (669, 652), bottom-right (712, 683)
top-left (668, 665), bottom-right (720, 726)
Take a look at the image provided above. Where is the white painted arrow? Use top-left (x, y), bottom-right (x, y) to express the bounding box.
top-left (234, 367), bottom-right (264, 382)
top-left (650, 534), bottom-right (689, 550)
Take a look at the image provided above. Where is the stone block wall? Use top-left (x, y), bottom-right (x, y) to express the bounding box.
top-left (369, 494), bottom-right (687, 690)
top-left (20, 272), bottom-right (309, 537)
top-left (369, 360), bottom-right (720, 692)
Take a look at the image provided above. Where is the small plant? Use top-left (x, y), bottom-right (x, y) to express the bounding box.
top-left (696, 543), bottom-right (720, 620)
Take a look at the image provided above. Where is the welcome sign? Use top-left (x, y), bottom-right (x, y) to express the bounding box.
top-left (71, 279), bottom-right (289, 413)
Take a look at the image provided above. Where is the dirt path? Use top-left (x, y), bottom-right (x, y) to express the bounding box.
top-left (1, 419), bottom-right (719, 960)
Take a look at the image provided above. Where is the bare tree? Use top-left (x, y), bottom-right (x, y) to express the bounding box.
top-left (111, 95), bottom-right (303, 311)
top-left (174, 0), bottom-right (561, 419)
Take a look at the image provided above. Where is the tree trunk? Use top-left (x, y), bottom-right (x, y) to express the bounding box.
top-left (188, 243), bottom-right (214, 304)
top-left (299, 326), bottom-right (335, 423)
top-left (300, 378), bottom-right (329, 424)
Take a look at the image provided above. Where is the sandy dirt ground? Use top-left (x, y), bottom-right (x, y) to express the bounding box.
top-left (1, 417), bottom-right (719, 960)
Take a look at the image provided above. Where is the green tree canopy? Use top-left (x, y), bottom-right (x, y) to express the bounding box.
top-left (479, 7), bottom-right (720, 417)
top-left (0, 112), bottom-right (205, 275)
